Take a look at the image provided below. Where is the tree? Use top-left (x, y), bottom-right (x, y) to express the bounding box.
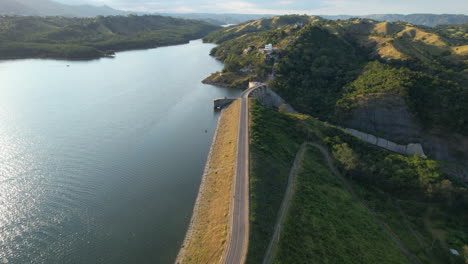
top-left (332, 143), bottom-right (359, 176)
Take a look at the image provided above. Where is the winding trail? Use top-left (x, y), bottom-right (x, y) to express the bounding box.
top-left (262, 142), bottom-right (422, 264)
top-left (262, 143), bottom-right (308, 264)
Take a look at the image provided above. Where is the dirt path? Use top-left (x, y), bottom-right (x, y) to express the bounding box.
top-left (262, 142), bottom-right (422, 264)
top-left (262, 143), bottom-right (308, 264)
top-left (310, 143), bottom-right (422, 264)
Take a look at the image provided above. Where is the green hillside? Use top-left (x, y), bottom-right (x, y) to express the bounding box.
top-left (431, 23), bottom-right (468, 46)
top-left (203, 16), bottom-right (468, 135)
top-left (0, 15), bottom-right (220, 59)
top-left (203, 14), bottom-right (468, 264)
top-left (249, 102), bottom-right (467, 264)
top-left (202, 15), bottom-right (320, 88)
top-left (274, 146), bottom-right (411, 264)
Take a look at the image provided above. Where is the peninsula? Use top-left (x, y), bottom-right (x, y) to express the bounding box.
top-left (0, 15), bottom-right (219, 60)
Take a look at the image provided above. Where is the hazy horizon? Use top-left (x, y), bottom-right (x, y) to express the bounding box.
top-left (53, 0), bottom-right (468, 15)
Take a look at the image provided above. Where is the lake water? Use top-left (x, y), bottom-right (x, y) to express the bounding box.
top-left (0, 40), bottom-right (240, 263)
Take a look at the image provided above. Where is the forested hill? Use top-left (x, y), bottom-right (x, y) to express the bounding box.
top-left (202, 15), bottom-right (468, 177)
top-left (160, 13), bottom-right (272, 26)
top-left (204, 15), bottom-right (467, 133)
top-left (0, 15), bottom-right (220, 59)
top-left (204, 15), bottom-right (468, 264)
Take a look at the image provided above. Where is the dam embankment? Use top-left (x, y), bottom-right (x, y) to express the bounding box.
top-left (176, 100), bottom-right (240, 264)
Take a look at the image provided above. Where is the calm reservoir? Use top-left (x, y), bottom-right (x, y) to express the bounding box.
top-left (0, 40), bottom-right (240, 263)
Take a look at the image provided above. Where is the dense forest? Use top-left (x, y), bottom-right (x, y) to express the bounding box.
top-left (272, 23), bottom-right (467, 135)
top-left (0, 15), bottom-right (220, 59)
top-left (270, 25), bottom-right (368, 121)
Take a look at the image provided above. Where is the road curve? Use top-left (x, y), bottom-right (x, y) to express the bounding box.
top-left (221, 84), bottom-right (264, 264)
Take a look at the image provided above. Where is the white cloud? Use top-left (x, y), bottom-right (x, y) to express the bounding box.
top-left (278, 1), bottom-right (295, 5)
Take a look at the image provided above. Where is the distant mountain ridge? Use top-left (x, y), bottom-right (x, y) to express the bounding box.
top-left (155, 13), bottom-right (468, 27)
top-left (157, 13), bottom-right (273, 26)
top-left (162, 13), bottom-right (468, 27)
top-left (0, 0), bottom-right (466, 27)
top-left (0, 0), bottom-right (125, 17)
top-left (324, 14), bottom-right (468, 27)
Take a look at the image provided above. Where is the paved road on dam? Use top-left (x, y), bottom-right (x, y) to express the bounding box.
top-left (222, 84), bottom-right (264, 264)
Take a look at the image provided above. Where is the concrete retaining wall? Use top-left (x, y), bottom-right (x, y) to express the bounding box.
top-left (248, 85), bottom-right (296, 113)
top-left (214, 98), bottom-right (236, 109)
top-left (341, 127), bottom-right (426, 157)
top-left (246, 83), bottom-right (425, 157)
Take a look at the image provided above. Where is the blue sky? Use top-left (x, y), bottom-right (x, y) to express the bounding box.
top-left (55, 0), bottom-right (468, 15)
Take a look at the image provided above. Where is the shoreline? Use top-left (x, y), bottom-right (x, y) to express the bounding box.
top-left (0, 39), bottom-right (206, 62)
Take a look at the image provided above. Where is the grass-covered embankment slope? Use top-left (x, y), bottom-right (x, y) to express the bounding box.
top-left (177, 100), bottom-right (239, 264)
top-left (0, 15), bottom-right (220, 59)
top-left (273, 146), bottom-right (411, 264)
top-left (248, 102), bottom-right (467, 264)
top-left (246, 100), bottom-right (304, 264)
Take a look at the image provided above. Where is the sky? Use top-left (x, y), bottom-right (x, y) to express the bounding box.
top-left (55, 0), bottom-right (468, 15)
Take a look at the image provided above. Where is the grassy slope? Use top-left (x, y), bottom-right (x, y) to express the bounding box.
top-left (179, 100), bottom-right (240, 264)
top-left (248, 103), bottom-right (467, 263)
top-left (0, 15), bottom-right (220, 59)
top-left (274, 146), bottom-right (411, 264)
top-left (247, 101), bottom-right (303, 263)
top-left (302, 116), bottom-right (467, 264)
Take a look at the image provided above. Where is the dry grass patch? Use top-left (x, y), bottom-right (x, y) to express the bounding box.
top-left (452, 45), bottom-right (468, 56)
top-left (398, 26), bottom-right (448, 47)
top-left (372, 22), bottom-right (405, 36)
top-left (235, 20), bottom-right (262, 32)
top-left (370, 36), bottom-right (408, 60)
top-left (356, 35), bottom-right (407, 61)
top-left (178, 100), bottom-right (240, 264)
